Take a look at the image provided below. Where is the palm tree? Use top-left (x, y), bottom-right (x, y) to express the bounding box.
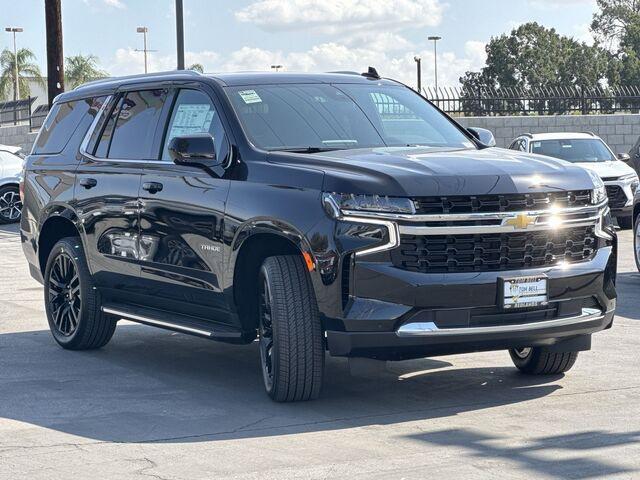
top-left (188, 63), bottom-right (204, 73)
top-left (65, 54), bottom-right (108, 89)
top-left (0, 48), bottom-right (44, 102)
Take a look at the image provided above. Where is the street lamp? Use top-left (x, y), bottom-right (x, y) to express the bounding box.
top-left (413, 56), bottom-right (422, 94)
top-left (136, 26), bottom-right (152, 74)
top-left (428, 35), bottom-right (442, 94)
top-left (5, 27), bottom-right (23, 103)
top-left (271, 65), bottom-right (283, 72)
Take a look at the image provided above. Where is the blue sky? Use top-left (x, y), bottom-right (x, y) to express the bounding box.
top-left (2, 0), bottom-right (597, 87)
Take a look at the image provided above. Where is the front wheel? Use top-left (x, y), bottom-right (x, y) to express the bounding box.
top-left (617, 216), bottom-right (633, 230)
top-left (258, 255), bottom-right (324, 402)
top-left (509, 347), bottom-right (578, 375)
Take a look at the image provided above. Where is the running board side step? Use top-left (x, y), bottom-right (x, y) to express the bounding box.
top-left (102, 304), bottom-right (243, 340)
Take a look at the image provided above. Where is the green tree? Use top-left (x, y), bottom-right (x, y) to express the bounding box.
top-left (459, 23), bottom-right (611, 114)
top-left (0, 47), bottom-right (44, 102)
top-left (591, 0), bottom-right (640, 84)
top-left (188, 63), bottom-right (204, 73)
top-left (65, 54), bottom-right (108, 89)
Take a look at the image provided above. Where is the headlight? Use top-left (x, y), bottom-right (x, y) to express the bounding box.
top-left (322, 192), bottom-right (415, 217)
top-left (585, 170), bottom-right (607, 205)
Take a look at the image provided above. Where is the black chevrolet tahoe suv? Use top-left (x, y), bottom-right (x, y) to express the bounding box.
top-left (21, 70), bottom-right (617, 402)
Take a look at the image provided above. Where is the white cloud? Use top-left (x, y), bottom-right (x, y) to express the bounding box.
top-left (527, 0), bottom-right (595, 8)
top-left (235, 0), bottom-right (444, 33)
top-left (110, 48), bottom-right (218, 75)
top-left (81, 0), bottom-right (126, 9)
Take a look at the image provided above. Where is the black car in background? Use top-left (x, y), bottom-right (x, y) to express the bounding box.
top-left (21, 70), bottom-right (617, 401)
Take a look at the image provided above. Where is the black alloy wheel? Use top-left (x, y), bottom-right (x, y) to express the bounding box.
top-left (48, 251), bottom-right (82, 336)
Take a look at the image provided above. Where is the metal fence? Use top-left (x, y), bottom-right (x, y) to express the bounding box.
top-left (423, 85), bottom-right (640, 116)
top-left (0, 97), bottom-right (48, 131)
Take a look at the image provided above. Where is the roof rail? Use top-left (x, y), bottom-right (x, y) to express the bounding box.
top-left (327, 71), bottom-right (360, 76)
top-left (583, 131), bottom-right (597, 137)
top-left (74, 70), bottom-right (201, 90)
top-left (522, 133), bottom-right (533, 138)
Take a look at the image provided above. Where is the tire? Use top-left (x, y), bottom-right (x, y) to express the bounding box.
top-left (509, 347), bottom-right (578, 375)
top-left (0, 185), bottom-right (22, 224)
top-left (635, 214), bottom-right (640, 272)
top-left (44, 236), bottom-right (116, 350)
top-left (617, 215), bottom-right (633, 230)
top-left (258, 255), bottom-right (324, 402)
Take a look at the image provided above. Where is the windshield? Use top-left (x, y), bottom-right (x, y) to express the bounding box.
top-left (531, 139), bottom-right (614, 163)
top-left (226, 83), bottom-right (475, 152)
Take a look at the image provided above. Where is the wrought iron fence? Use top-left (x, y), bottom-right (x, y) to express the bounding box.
top-left (423, 85), bottom-right (640, 116)
top-left (0, 97), bottom-right (48, 131)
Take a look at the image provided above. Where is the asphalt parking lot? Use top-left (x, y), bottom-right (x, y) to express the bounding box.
top-left (0, 222), bottom-right (639, 479)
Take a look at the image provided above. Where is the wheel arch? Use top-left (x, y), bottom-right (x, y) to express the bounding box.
top-left (229, 220), bottom-right (315, 333)
top-left (37, 209), bottom-right (82, 275)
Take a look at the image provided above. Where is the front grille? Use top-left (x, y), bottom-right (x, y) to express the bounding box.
top-left (413, 191), bottom-right (592, 215)
top-left (392, 226), bottom-right (597, 273)
top-left (605, 185), bottom-right (627, 209)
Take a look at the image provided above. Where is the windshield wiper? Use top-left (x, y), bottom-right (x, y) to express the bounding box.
top-left (269, 146), bottom-right (344, 154)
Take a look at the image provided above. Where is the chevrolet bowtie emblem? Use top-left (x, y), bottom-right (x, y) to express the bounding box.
top-left (504, 214), bottom-right (537, 230)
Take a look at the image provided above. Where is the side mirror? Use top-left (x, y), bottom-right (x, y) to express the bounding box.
top-left (467, 127), bottom-right (496, 147)
top-left (617, 153), bottom-right (631, 162)
top-left (168, 134), bottom-right (219, 167)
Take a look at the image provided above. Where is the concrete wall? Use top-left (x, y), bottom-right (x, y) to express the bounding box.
top-left (457, 114), bottom-right (640, 155)
top-left (0, 125), bottom-right (38, 154)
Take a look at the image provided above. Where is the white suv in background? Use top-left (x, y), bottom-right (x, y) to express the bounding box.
top-left (0, 144), bottom-right (24, 224)
top-left (509, 132), bottom-right (639, 229)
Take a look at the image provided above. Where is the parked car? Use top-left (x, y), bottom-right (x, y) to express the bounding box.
top-left (21, 71), bottom-right (617, 402)
top-left (509, 132), bottom-right (639, 229)
top-left (0, 144), bottom-right (24, 224)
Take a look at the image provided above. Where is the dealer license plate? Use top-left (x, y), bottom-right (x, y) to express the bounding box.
top-left (500, 275), bottom-right (548, 310)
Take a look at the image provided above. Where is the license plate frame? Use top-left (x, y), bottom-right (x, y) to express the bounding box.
top-left (499, 275), bottom-right (549, 310)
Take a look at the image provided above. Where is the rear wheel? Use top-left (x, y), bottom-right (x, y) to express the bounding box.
top-left (258, 255), bottom-right (324, 402)
top-left (509, 347), bottom-right (578, 375)
top-left (0, 185), bottom-right (21, 224)
top-left (617, 216), bottom-right (633, 230)
top-left (44, 237), bottom-right (116, 350)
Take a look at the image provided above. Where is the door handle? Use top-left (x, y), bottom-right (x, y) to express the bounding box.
top-left (79, 178), bottom-right (97, 189)
top-left (142, 182), bottom-right (163, 194)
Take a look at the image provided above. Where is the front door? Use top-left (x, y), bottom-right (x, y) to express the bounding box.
top-left (137, 88), bottom-right (232, 323)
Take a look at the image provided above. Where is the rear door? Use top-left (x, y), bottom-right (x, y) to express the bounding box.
top-left (75, 88), bottom-right (169, 299)
top-left (136, 86), bottom-right (232, 323)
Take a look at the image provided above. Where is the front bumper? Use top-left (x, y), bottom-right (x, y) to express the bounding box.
top-left (325, 245), bottom-right (617, 360)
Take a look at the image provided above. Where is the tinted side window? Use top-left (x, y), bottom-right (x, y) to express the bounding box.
top-left (107, 89), bottom-right (168, 160)
top-left (33, 97), bottom-right (106, 155)
top-left (162, 89), bottom-right (226, 161)
top-left (94, 96), bottom-right (123, 158)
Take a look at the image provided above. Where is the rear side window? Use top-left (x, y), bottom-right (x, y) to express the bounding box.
top-left (104, 89), bottom-right (168, 160)
top-left (33, 97), bottom-right (106, 155)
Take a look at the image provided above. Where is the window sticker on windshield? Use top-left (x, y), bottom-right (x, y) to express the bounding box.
top-left (168, 104), bottom-right (214, 138)
top-left (238, 89), bottom-right (262, 104)
top-left (533, 142), bottom-right (541, 148)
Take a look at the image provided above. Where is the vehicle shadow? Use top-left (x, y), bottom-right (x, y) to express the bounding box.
top-left (0, 324), bottom-right (564, 445)
top-left (406, 428), bottom-right (640, 478)
top-left (0, 222), bottom-right (19, 237)
top-left (613, 272), bottom-right (640, 321)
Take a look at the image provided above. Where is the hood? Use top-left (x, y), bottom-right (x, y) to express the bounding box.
top-left (269, 146), bottom-right (596, 197)
top-left (571, 160), bottom-right (637, 180)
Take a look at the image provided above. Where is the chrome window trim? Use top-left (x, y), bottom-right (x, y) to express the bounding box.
top-left (78, 92), bottom-right (235, 168)
top-left (396, 307), bottom-right (603, 337)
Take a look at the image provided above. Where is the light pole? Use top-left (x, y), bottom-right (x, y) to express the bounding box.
top-left (136, 26), bottom-right (155, 74)
top-left (176, 0), bottom-right (184, 70)
top-left (5, 27), bottom-right (23, 103)
top-left (413, 56), bottom-right (422, 94)
top-left (270, 65), bottom-right (283, 72)
top-left (428, 35), bottom-right (442, 94)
